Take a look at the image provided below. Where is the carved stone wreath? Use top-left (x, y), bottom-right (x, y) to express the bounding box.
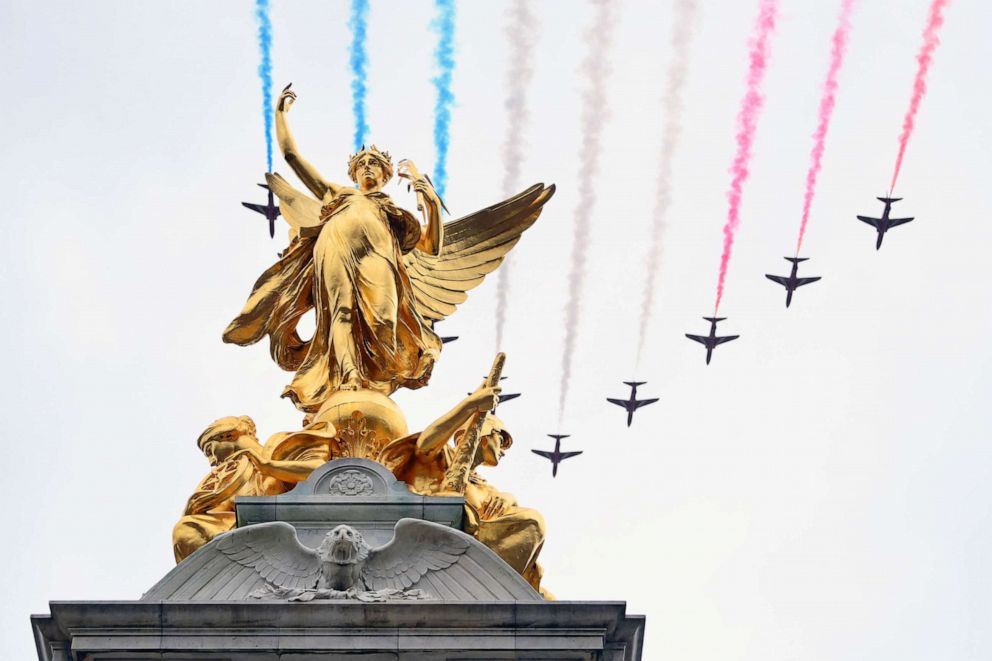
top-left (325, 469), bottom-right (375, 496)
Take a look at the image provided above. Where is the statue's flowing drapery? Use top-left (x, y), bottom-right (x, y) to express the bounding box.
top-left (224, 176), bottom-right (555, 412)
top-left (223, 190), bottom-right (440, 410)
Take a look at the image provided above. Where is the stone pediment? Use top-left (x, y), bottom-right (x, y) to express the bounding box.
top-left (236, 458), bottom-right (464, 547)
top-left (144, 458), bottom-right (539, 603)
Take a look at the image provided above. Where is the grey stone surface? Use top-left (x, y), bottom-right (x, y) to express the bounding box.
top-left (32, 457), bottom-right (646, 659)
top-left (33, 601), bottom-right (645, 660)
top-left (142, 518), bottom-right (540, 602)
top-left (237, 458), bottom-right (465, 547)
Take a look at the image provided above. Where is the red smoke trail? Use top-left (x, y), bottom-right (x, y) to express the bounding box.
top-left (795, 0), bottom-right (856, 256)
top-left (890, 0), bottom-right (951, 193)
top-left (714, 0), bottom-right (777, 315)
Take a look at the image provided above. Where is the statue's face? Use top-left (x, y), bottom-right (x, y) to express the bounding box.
top-left (480, 432), bottom-right (504, 467)
top-left (204, 437), bottom-right (240, 464)
top-left (354, 154), bottom-right (386, 191)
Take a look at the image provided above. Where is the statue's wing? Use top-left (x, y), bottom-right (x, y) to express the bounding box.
top-left (265, 172), bottom-right (323, 229)
top-left (362, 518), bottom-right (539, 600)
top-left (402, 183), bottom-right (555, 322)
top-left (362, 519), bottom-right (471, 591)
top-left (144, 522), bottom-right (321, 600)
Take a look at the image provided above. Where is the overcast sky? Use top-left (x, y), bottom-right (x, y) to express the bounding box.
top-left (3, 1), bottom-right (990, 659)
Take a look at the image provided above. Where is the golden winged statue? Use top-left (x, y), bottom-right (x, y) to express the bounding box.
top-left (223, 85), bottom-right (554, 412)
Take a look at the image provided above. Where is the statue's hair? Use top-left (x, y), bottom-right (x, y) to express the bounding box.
top-left (347, 145), bottom-right (394, 184)
top-left (197, 415), bottom-right (256, 451)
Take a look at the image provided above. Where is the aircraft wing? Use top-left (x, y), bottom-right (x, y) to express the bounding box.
top-left (559, 451), bottom-right (583, 461)
top-left (634, 398), bottom-right (659, 409)
top-left (888, 217), bottom-right (914, 227)
top-left (765, 274), bottom-right (789, 287)
top-left (531, 450), bottom-right (555, 460)
top-left (713, 335), bottom-right (739, 345)
top-left (795, 276), bottom-right (821, 287)
top-left (857, 215), bottom-right (881, 228)
top-left (606, 398), bottom-right (629, 408)
top-left (685, 334), bottom-right (708, 345)
top-left (241, 202), bottom-right (268, 215)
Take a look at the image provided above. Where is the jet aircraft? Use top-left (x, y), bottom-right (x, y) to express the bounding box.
top-left (857, 197), bottom-right (913, 250)
top-left (467, 376), bottom-right (521, 408)
top-left (765, 257), bottom-right (821, 307)
top-left (433, 319), bottom-right (458, 345)
top-left (606, 381), bottom-right (659, 427)
top-left (531, 434), bottom-right (582, 478)
top-left (685, 317), bottom-right (740, 365)
top-left (241, 183), bottom-right (281, 238)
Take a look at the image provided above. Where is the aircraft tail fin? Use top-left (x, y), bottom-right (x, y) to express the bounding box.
top-left (785, 256), bottom-right (809, 264)
top-left (877, 196), bottom-right (902, 204)
top-left (623, 381), bottom-right (647, 387)
top-left (702, 316), bottom-right (727, 323)
top-left (256, 183), bottom-right (270, 190)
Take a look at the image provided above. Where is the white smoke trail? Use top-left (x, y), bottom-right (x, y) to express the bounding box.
top-left (494, 0), bottom-right (539, 351)
top-left (559, 0), bottom-right (617, 420)
top-left (635, 0), bottom-right (699, 366)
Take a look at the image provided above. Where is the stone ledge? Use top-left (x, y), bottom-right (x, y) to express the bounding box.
top-left (33, 600), bottom-right (644, 661)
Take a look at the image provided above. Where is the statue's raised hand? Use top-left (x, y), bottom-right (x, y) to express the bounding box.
top-left (465, 384), bottom-right (501, 414)
top-left (277, 83), bottom-right (296, 113)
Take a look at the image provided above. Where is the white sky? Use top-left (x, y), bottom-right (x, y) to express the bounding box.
top-left (3, 1), bottom-right (990, 659)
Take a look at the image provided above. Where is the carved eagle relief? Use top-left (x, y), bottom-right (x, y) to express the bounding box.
top-left (144, 518), bottom-right (541, 602)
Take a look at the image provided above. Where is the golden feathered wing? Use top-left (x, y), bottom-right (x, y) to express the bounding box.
top-left (261, 174), bottom-right (555, 322)
top-left (265, 172), bottom-right (323, 229)
top-left (403, 183), bottom-right (556, 322)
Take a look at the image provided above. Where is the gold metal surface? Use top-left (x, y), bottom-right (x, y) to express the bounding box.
top-left (378, 371), bottom-right (548, 595)
top-left (441, 352), bottom-right (505, 494)
top-left (222, 85), bottom-right (554, 412)
top-left (172, 416), bottom-right (331, 562)
top-left (182, 85), bottom-right (555, 596)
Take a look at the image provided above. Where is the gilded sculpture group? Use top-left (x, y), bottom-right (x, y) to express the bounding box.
top-left (173, 85), bottom-right (556, 595)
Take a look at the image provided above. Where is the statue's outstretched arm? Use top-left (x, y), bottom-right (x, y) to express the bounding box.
top-left (417, 385), bottom-right (500, 458)
top-left (275, 84), bottom-right (342, 200)
top-left (245, 448), bottom-right (323, 484)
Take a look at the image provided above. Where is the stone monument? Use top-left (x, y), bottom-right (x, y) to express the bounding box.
top-left (30, 85), bottom-right (645, 660)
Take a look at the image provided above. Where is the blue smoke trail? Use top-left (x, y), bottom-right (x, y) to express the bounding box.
top-left (431, 0), bottom-right (455, 200)
top-left (349, 0), bottom-right (370, 150)
top-left (254, 0), bottom-right (274, 172)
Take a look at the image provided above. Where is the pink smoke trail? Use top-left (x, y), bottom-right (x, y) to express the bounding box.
top-left (713, 0), bottom-right (777, 315)
top-left (890, 0), bottom-right (951, 194)
top-left (795, 0), bottom-right (856, 256)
